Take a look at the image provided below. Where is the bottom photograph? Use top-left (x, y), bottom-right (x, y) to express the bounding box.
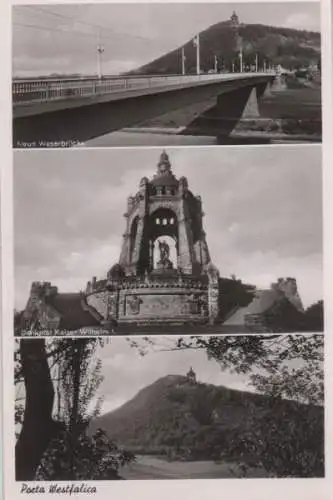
top-left (15, 334), bottom-right (324, 480)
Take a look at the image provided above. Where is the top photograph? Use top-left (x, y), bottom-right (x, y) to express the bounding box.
top-left (12, 2), bottom-right (321, 149)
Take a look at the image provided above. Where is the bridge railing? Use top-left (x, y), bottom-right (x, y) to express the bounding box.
top-left (12, 73), bottom-right (272, 105)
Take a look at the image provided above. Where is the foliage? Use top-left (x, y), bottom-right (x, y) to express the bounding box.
top-left (226, 334), bottom-right (325, 477)
top-left (123, 335), bottom-right (324, 476)
top-left (133, 21), bottom-right (320, 75)
top-left (35, 428), bottom-right (134, 480)
top-left (303, 300), bottom-right (324, 332)
top-left (56, 339), bottom-right (104, 424)
top-left (15, 338), bottom-right (135, 480)
top-left (227, 399), bottom-right (324, 477)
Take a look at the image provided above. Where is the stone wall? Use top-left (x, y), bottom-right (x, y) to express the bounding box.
top-left (118, 287), bottom-right (208, 324)
top-left (86, 291), bottom-right (110, 320)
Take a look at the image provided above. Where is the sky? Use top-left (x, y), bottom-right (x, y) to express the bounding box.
top-left (12, 2), bottom-right (321, 76)
top-left (87, 334), bottom-right (317, 414)
top-left (94, 336), bottom-right (258, 414)
top-left (15, 334), bottom-right (316, 416)
top-left (14, 145), bottom-right (322, 310)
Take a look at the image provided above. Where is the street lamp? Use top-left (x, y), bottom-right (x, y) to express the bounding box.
top-left (97, 44), bottom-right (104, 80)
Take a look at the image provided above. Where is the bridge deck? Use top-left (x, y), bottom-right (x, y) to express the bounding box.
top-left (13, 72), bottom-right (274, 107)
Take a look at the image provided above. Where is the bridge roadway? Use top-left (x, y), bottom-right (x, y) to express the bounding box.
top-left (12, 72), bottom-right (276, 146)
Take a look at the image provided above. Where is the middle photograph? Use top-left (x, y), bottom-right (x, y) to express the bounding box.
top-left (14, 146), bottom-right (323, 336)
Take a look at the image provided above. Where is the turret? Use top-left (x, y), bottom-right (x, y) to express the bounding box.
top-left (186, 367), bottom-right (196, 384)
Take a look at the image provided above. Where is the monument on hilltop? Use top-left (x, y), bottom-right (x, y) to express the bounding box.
top-left (186, 367), bottom-right (197, 384)
top-left (230, 11), bottom-right (240, 27)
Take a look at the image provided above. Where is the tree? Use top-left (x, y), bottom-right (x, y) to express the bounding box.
top-left (15, 339), bottom-right (59, 480)
top-left (15, 338), bottom-right (134, 481)
top-left (226, 335), bottom-right (324, 477)
top-left (303, 300), bottom-right (324, 332)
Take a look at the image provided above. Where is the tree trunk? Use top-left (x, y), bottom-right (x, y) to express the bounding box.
top-left (15, 339), bottom-right (55, 480)
top-left (69, 340), bottom-right (83, 476)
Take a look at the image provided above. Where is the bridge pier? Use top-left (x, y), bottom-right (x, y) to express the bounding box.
top-left (182, 82), bottom-right (271, 137)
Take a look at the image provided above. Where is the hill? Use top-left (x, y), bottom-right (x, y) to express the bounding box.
top-left (90, 375), bottom-right (324, 476)
top-left (131, 20), bottom-right (321, 75)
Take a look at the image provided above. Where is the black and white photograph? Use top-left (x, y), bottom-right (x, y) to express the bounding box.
top-left (15, 334), bottom-right (324, 480)
top-left (1, 0), bottom-right (332, 498)
top-left (14, 146), bottom-right (323, 335)
top-left (12, 2), bottom-right (321, 148)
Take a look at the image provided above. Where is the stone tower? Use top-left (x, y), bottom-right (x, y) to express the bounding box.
top-left (85, 151), bottom-right (220, 326)
top-left (119, 150), bottom-right (211, 277)
top-left (230, 11), bottom-right (240, 28)
top-left (187, 367), bottom-right (196, 384)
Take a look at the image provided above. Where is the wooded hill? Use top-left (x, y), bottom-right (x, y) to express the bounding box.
top-left (90, 374), bottom-right (324, 477)
top-left (131, 21), bottom-right (321, 74)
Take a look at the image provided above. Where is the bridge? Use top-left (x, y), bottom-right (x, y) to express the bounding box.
top-left (12, 72), bottom-right (276, 147)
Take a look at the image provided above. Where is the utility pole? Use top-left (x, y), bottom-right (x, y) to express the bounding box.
top-left (255, 53), bottom-right (258, 73)
top-left (96, 29), bottom-right (104, 80)
top-left (214, 55), bottom-right (218, 73)
top-left (264, 60), bottom-right (267, 72)
top-left (181, 46), bottom-right (186, 76)
top-left (193, 34), bottom-right (200, 75)
top-left (239, 47), bottom-right (243, 73)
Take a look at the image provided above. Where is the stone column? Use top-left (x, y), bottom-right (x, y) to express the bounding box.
top-left (177, 199), bottom-right (195, 274)
top-left (207, 262), bottom-right (220, 324)
top-left (130, 215), bottom-right (146, 273)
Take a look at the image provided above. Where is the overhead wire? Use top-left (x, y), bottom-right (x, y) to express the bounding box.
top-left (15, 5), bottom-right (153, 43)
top-left (13, 21), bottom-right (108, 40)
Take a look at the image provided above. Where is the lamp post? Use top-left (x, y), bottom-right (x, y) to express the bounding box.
top-left (193, 34), bottom-right (200, 75)
top-left (239, 48), bottom-right (243, 73)
top-left (97, 30), bottom-right (104, 80)
top-left (214, 54), bottom-right (218, 73)
top-left (181, 46), bottom-right (186, 76)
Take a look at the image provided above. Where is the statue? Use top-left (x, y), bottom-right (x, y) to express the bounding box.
top-left (156, 239), bottom-right (173, 270)
top-left (159, 240), bottom-right (170, 263)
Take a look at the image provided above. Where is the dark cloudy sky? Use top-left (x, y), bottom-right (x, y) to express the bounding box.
top-left (12, 2), bottom-right (320, 76)
top-left (14, 146), bottom-right (322, 310)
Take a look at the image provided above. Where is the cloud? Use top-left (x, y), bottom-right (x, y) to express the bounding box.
top-left (93, 338), bottom-right (251, 414)
top-left (284, 12), bottom-right (319, 31)
top-left (12, 3), bottom-right (320, 76)
top-left (90, 335), bottom-right (310, 415)
top-left (14, 146), bottom-right (322, 310)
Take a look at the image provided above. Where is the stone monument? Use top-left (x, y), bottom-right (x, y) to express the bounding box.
top-left (19, 151), bottom-right (308, 334)
top-left (85, 150), bottom-right (220, 326)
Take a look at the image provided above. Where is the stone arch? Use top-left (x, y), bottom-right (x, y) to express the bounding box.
top-left (150, 208), bottom-right (178, 240)
top-left (153, 235), bottom-right (178, 270)
top-left (149, 208), bottom-right (179, 270)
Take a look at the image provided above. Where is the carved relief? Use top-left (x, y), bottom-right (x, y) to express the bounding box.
top-left (126, 295), bottom-right (142, 315)
top-left (121, 292), bottom-right (208, 319)
top-left (107, 294), bottom-right (115, 315)
top-left (188, 293), bottom-right (199, 314)
top-left (149, 200), bottom-right (181, 217)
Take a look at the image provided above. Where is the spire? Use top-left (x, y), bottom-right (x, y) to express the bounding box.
top-left (157, 150), bottom-right (172, 176)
